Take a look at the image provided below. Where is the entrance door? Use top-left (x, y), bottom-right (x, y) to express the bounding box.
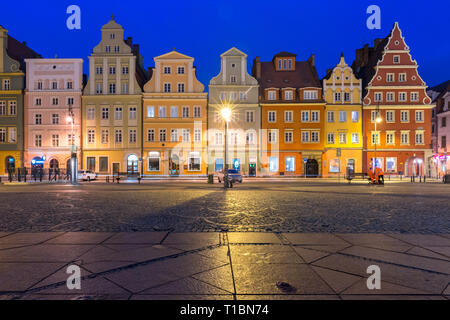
top-left (170, 154), bottom-right (180, 176)
top-left (249, 163), bottom-right (256, 176)
top-left (305, 159), bottom-right (319, 177)
top-left (50, 159), bottom-right (59, 169)
top-left (127, 155), bottom-right (138, 176)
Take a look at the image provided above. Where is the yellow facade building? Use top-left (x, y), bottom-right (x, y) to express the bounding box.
top-left (82, 17), bottom-right (147, 175)
top-left (322, 53), bottom-right (363, 176)
top-left (142, 50), bottom-right (207, 176)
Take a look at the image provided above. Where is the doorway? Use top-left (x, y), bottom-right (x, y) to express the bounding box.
top-left (305, 159), bottom-right (319, 177)
top-left (127, 154), bottom-right (138, 176)
top-left (169, 154), bottom-right (180, 176)
top-left (249, 163), bottom-right (256, 176)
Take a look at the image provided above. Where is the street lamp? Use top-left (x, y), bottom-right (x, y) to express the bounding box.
top-left (67, 102), bottom-right (78, 185)
top-left (221, 106), bottom-right (232, 188)
top-left (373, 114), bottom-right (382, 174)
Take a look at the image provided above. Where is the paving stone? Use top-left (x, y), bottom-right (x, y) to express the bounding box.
top-left (444, 284), bottom-right (450, 295)
top-left (227, 232), bottom-right (281, 244)
top-left (233, 263), bottom-right (334, 295)
top-left (299, 244), bottom-right (350, 254)
top-left (19, 293), bottom-right (131, 300)
top-left (340, 295), bottom-right (446, 300)
top-left (140, 277), bottom-right (230, 295)
top-left (341, 279), bottom-right (428, 295)
top-left (191, 265), bottom-right (235, 294)
top-left (311, 266), bottom-right (362, 294)
top-left (312, 253), bottom-right (450, 294)
top-left (163, 232), bottom-right (222, 245)
top-left (336, 234), bottom-right (412, 252)
top-left (0, 263), bottom-right (65, 292)
top-left (196, 246), bottom-right (230, 264)
top-left (230, 245), bottom-right (304, 264)
top-left (283, 233), bottom-right (350, 246)
top-left (236, 295), bottom-right (340, 300)
top-left (81, 261), bottom-right (137, 274)
top-left (293, 247), bottom-right (330, 263)
top-left (30, 264), bottom-right (92, 289)
top-left (422, 246), bottom-right (450, 259)
top-left (407, 247), bottom-right (450, 261)
top-left (0, 233), bottom-right (64, 244)
top-left (388, 234), bottom-right (450, 247)
top-left (104, 232), bottom-right (167, 244)
top-left (341, 246), bottom-right (450, 274)
top-left (131, 294), bottom-right (233, 300)
top-left (0, 244), bottom-right (94, 262)
top-left (45, 232), bottom-right (114, 244)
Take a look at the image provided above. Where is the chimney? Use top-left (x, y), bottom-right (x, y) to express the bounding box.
top-left (307, 54), bottom-right (315, 67)
top-left (132, 44), bottom-right (139, 55)
top-left (125, 37), bottom-right (132, 46)
top-left (252, 56), bottom-right (261, 80)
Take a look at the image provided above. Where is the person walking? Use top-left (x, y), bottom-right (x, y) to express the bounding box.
top-left (39, 168), bottom-right (43, 182)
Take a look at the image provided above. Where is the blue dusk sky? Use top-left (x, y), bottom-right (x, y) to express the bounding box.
top-left (0, 0), bottom-right (448, 88)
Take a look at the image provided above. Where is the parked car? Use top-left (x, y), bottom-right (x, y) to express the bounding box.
top-left (217, 169), bottom-right (243, 183)
top-left (78, 170), bottom-right (98, 181)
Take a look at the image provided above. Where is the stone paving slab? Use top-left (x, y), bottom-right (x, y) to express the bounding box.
top-left (0, 232), bottom-right (448, 300)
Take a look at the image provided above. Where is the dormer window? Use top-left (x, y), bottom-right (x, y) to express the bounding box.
top-left (268, 91), bottom-right (276, 100)
top-left (304, 90), bottom-right (317, 100)
top-left (278, 60), bottom-right (282, 70)
top-left (284, 90), bottom-right (293, 100)
top-left (283, 59), bottom-right (287, 70)
top-left (288, 59), bottom-right (292, 70)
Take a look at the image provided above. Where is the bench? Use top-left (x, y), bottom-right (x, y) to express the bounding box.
top-left (346, 173), bottom-right (369, 183)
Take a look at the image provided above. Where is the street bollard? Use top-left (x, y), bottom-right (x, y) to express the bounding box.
top-left (424, 176), bottom-right (426, 183)
top-left (138, 177), bottom-right (141, 184)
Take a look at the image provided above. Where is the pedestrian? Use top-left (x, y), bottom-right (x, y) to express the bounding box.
top-left (49, 168), bottom-right (52, 182)
top-left (39, 168), bottom-right (43, 182)
top-left (24, 167), bottom-right (28, 182)
top-left (7, 167), bottom-right (12, 183)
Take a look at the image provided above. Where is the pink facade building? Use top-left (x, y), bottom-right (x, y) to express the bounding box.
top-left (24, 59), bottom-right (83, 171)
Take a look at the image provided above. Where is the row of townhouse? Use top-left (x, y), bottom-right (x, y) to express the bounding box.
top-left (0, 18), bottom-right (437, 177)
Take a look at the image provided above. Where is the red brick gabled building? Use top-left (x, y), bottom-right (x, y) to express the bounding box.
top-left (352, 22), bottom-right (433, 176)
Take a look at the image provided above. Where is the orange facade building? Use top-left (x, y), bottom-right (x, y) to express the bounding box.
top-left (253, 52), bottom-right (325, 176)
top-left (353, 23), bottom-right (433, 176)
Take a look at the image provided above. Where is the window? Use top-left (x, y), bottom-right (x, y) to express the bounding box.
top-left (351, 111), bottom-right (359, 122)
top-left (67, 82), bottom-right (73, 89)
top-left (344, 92), bottom-right (350, 102)
top-left (399, 73), bottom-right (406, 82)
top-left (374, 92), bottom-right (382, 102)
top-left (87, 108), bottom-right (95, 120)
top-left (159, 129), bottom-right (166, 142)
top-left (3, 79), bottom-right (10, 90)
top-left (442, 117), bottom-right (446, 127)
top-left (278, 60), bottom-right (282, 70)
top-left (386, 92), bottom-right (394, 102)
top-left (285, 157), bottom-right (295, 172)
top-left (182, 129), bottom-right (190, 142)
top-left (51, 135), bottom-right (59, 147)
top-left (415, 110), bottom-right (424, 122)
top-left (35, 98), bottom-right (42, 106)
top-left (339, 133), bottom-right (346, 144)
top-left (96, 67), bottom-right (103, 75)
top-left (188, 152), bottom-right (201, 171)
top-left (398, 92), bottom-right (407, 102)
top-left (386, 132), bottom-right (395, 145)
top-left (327, 111), bottom-right (335, 122)
top-left (35, 114), bottom-right (42, 125)
top-left (115, 107), bottom-right (123, 120)
top-left (122, 83), bottom-right (129, 94)
top-left (0, 128), bottom-right (5, 142)
top-left (37, 81), bottom-right (43, 90)
top-left (110, 33), bottom-right (115, 39)
top-left (35, 134), bottom-right (42, 147)
top-left (177, 67), bottom-right (185, 74)
top-left (311, 111), bottom-right (319, 122)
top-left (170, 129), bottom-right (178, 142)
top-left (109, 83), bottom-right (116, 94)
top-left (327, 133), bottom-right (335, 144)
top-left (283, 59), bottom-right (287, 69)
top-left (246, 111), bottom-right (255, 122)
top-left (147, 106), bottom-right (155, 118)
top-left (52, 82), bottom-right (58, 90)
top-left (129, 107), bottom-right (136, 120)
top-left (52, 98), bottom-right (59, 105)
top-left (230, 92), bottom-right (237, 101)
top-left (122, 66), bottom-right (129, 74)
top-left (268, 111), bottom-right (276, 122)
top-left (415, 131), bottom-right (424, 145)
top-left (442, 136), bottom-right (447, 149)
top-left (9, 101), bottom-right (16, 115)
top-left (393, 55), bottom-right (400, 64)
top-left (194, 128), bottom-right (201, 143)
top-left (109, 67), bottom-right (116, 75)
top-left (163, 66), bottom-right (171, 74)
top-left (351, 133), bottom-right (359, 144)
top-left (335, 92), bottom-right (341, 102)
top-left (268, 130), bottom-right (277, 143)
top-left (52, 114), bottom-right (59, 124)
top-left (96, 83), bottom-right (102, 94)
top-left (246, 131), bottom-right (255, 145)
top-left (285, 131), bottom-right (293, 143)
top-left (87, 157), bottom-right (96, 171)
top-left (99, 157), bottom-right (108, 172)
top-left (230, 132), bottom-right (238, 145)
top-left (400, 110), bottom-right (409, 122)
top-left (88, 129), bottom-right (95, 143)
top-left (411, 92), bottom-right (419, 102)
top-left (284, 90), bottom-right (293, 100)
top-left (182, 106), bottom-right (189, 118)
top-left (311, 131), bottom-right (319, 142)
top-left (268, 91), bottom-right (276, 100)
top-left (304, 90), bottom-right (317, 100)
top-left (288, 59), bottom-right (292, 70)
top-left (220, 92), bottom-right (226, 101)
top-left (386, 157), bottom-right (397, 173)
top-left (339, 111), bottom-right (346, 122)
top-left (178, 83), bottom-right (185, 93)
top-left (148, 152), bottom-right (160, 171)
top-left (159, 106), bottom-right (166, 118)
top-left (194, 106), bottom-right (201, 118)
top-left (115, 130), bottom-right (122, 143)
top-left (284, 111), bottom-right (293, 122)
top-left (386, 111), bottom-right (394, 122)
top-left (170, 106), bottom-right (178, 118)
top-left (215, 131), bottom-right (223, 145)
top-left (401, 131), bottom-right (409, 145)
top-left (101, 107), bottom-right (109, 120)
top-left (147, 129), bottom-right (155, 142)
top-left (301, 131), bottom-right (309, 142)
top-left (386, 73), bottom-right (394, 82)
top-left (301, 111), bottom-right (309, 122)
top-left (8, 127), bottom-right (16, 143)
top-left (240, 92), bottom-right (247, 100)
top-left (371, 132), bottom-right (380, 145)
top-left (101, 130), bottom-right (109, 144)
top-left (230, 75), bottom-right (237, 83)
top-left (67, 97), bottom-right (74, 106)
top-left (129, 129), bottom-right (136, 143)
top-left (164, 83), bottom-right (171, 93)
top-left (269, 156), bottom-right (278, 172)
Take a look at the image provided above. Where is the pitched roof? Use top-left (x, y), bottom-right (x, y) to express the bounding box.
top-left (7, 35), bottom-right (41, 71)
top-left (273, 51), bottom-right (297, 58)
top-left (259, 60), bottom-right (320, 90)
top-left (428, 80), bottom-right (450, 94)
top-left (221, 47), bottom-right (247, 57)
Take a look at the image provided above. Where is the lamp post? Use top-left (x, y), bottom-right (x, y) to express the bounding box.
top-left (221, 106), bottom-right (232, 189)
top-left (67, 102), bottom-right (77, 185)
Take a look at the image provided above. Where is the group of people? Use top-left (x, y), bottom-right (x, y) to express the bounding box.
top-left (5, 166), bottom-right (73, 183)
